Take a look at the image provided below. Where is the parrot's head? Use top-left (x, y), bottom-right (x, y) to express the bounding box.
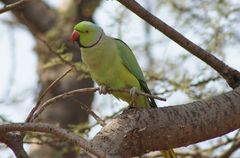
top-left (71, 21), bottom-right (104, 48)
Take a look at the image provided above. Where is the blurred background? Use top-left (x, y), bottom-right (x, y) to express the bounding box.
top-left (0, 0), bottom-right (240, 157)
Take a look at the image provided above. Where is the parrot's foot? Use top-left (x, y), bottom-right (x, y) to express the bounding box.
top-left (129, 87), bottom-right (137, 106)
top-left (99, 85), bottom-right (108, 95)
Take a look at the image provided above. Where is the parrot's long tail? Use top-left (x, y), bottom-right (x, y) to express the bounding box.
top-left (161, 149), bottom-right (176, 158)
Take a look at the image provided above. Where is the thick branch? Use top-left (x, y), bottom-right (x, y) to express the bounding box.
top-left (117, 0), bottom-right (240, 89)
top-left (0, 87), bottom-right (239, 157)
top-left (90, 86), bottom-right (240, 157)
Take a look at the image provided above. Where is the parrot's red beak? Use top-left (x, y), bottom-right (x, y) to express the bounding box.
top-left (71, 30), bottom-right (80, 42)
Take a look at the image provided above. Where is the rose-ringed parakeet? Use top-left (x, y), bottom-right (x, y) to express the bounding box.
top-left (71, 21), bottom-right (175, 158)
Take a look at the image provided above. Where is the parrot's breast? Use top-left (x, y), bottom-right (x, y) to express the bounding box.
top-left (82, 37), bottom-right (139, 86)
top-left (81, 36), bottom-right (124, 86)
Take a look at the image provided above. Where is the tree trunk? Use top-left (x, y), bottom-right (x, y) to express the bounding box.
top-left (1, 0), bottom-right (100, 157)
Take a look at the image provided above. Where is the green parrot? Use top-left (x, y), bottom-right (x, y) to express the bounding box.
top-left (71, 21), bottom-right (175, 158)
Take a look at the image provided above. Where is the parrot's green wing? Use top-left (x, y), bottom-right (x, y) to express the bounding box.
top-left (114, 38), bottom-right (157, 107)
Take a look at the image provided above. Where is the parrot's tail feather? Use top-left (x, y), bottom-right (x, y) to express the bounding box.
top-left (139, 81), bottom-right (157, 108)
top-left (161, 149), bottom-right (176, 158)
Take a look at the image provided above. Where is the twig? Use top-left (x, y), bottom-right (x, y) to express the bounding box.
top-left (30, 87), bottom-right (99, 122)
top-left (117, 0), bottom-right (240, 89)
top-left (0, 123), bottom-right (104, 157)
top-left (36, 36), bottom-right (76, 68)
top-left (0, 0), bottom-right (31, 14)
top-left (25, 67), bottom-right (73, 122)
top-left (201, 137), bottom-right (235, 152)
top-left (220, 139), bottom-right (240, 158)
top-left (73, 99), bottom-right (106, 126)
top-left (0, 115), bottom-right (12, 123)
top-left (30, 87), bottom-right (166, 122)
top-left (190, 76), bottom-right (221, 87)
top-left (107, 88), bottom-right (166, 101)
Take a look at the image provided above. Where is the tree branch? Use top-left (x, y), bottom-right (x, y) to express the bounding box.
top-left (90, 86), bottom-right (240, 157)
top-left (117, 0), bottom-right (240, 89)
top-left (30, 87), bottom-right (166, 122)
top-left (1, 0), bottom-right (57, 33)
top-left (220, 139), bottom-right (240, 158)
top-left (0, 133), bottom-right (29, 158)
top-left (25, 67), bottom-right (73, 123)
top-left (0, 0), bottom-right (30, 14)
top-left (73, 99), bottom-right (106, 126)
top-left (0, 123), bottom-right (104, 157)
top-left (0, 87), bottom-right (239, 157)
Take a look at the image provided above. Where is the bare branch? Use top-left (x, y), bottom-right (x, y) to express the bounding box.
top-left (25, 67), bottom-right (73, 122)
top-left (36, 36), bottom-right (78, 70)
top-left (73, 99), bottom-right (106, 126)
top-left (30, 87), bottom-right (166, 122)
top-left (30, 87), bottom-right (98, 122)
top-left (220, 139), bottom-right (240, 158)
top-left (0, 0), bottom-right (31, 14)
top-left (0, 123), bottom-right (104, 157)
top-left (117, 0), bottom-right (240, 89)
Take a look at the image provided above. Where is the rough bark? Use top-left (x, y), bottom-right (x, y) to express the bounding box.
top-left (90, 86), bottom-right (240, 157)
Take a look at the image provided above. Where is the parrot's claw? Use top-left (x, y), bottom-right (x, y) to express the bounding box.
top-left (129, 87), bottom-right (137, 106)
top-left (99, 85), bottom-right (108, 95)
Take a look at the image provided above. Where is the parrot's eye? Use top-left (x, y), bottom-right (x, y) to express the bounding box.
top-left (86, 30), bottom-right (89, 33)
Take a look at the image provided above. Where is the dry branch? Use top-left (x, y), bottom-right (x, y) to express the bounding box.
top-left (73, 99), bottom-right (106, 126)
top-left (0, 123), bottom-right (104, 157)
top-left (220, 139), bottom-right (240, 158)
top-left (36, 36), bottom-right (78, 71)
top-left (0, 0), bottom-right (30, 14)
top-left (30, 87), bottom-right (166, 122)
top-left (117, 0), bottom-right (240, 89)
top-left (25, 67), bottom-right (73, 122)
